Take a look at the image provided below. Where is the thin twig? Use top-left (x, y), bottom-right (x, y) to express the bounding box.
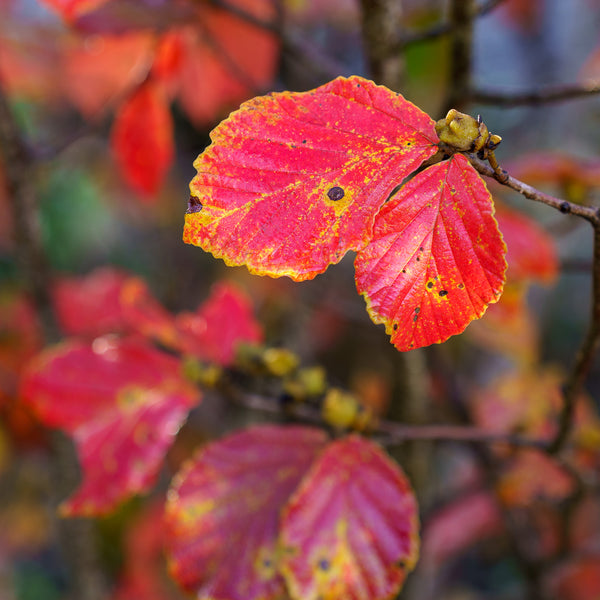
top-left (224, 386), bottom-right (549, 449)
top-left (466, 152), bottom-right (600, 455)
top-left (467, 153), bottom-right (600, 225)
top-left (472, 81), bottom-right (600, 106)
top-left (392, 0), bottom-right (506, 52)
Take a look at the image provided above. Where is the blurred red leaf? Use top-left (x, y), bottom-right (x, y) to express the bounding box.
top-left (497, 450), bottom-right (574, 506)
top-left (548, 556), bottom-right (600, 600)
top-left (495, 203), bottom-right (558, 284)
top-left (111, 81), bottom-right (174, 198)
top-left (20, 337), bottom-right (200, 515)
top-left (164, 424), bottom-right (327, 599)
top-left (422, 491), bottom-right (503, 568)
top-left (355, 153), bottom-right (506, 351)
top-left (280, 435), bottom-right (419, 600)
top-left (175, 0), bottom-right (278, 126)
top-left (175, 281), bottom-right (263, 366)
top-left (183, 75), bottom-right (438, 281)
top-left (62, 32), bottom-right (154, 117)
top-left (53, 267), bottom-right (138, 337)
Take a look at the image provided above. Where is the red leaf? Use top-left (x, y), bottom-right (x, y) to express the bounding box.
top-left (549, 557), bottom-right (600, 600)
top-left (422, 491), bottom-right (503, 568)
top-left (175, 281), bottom-right (263, 365)
top-left (53, 267), bottom-right (136, 337)
top-left (355, 153), bottom-right (506, 351)
top-left (280, 435), bottom-right (419, 600)
top-left (20, 337), bottom-right (200, 515)
top-left (164, 424), bottom-right (327, 599)
top-left (176, 0), bottom-right (279, 126)
top-left (495, 203), bottom-right (558, 284)
top-left (111, 81), bottom-right (174, 198)
top-left (183, 75), bottom-right (438, 281)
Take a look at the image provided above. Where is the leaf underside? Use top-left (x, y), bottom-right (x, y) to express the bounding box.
top-left (184, 75), bottom-right (438, 281)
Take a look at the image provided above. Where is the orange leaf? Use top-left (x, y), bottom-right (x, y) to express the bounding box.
top-left (280, 435), bottom-right (419, 600)
top-left (111, 81), bottom-right (174, 198)
top-left (184, 75), bottom-right (438, 281)
top-left (355, 153), bottom-right (506, 351)
top-left (62, 32), bottom-right (154, 117)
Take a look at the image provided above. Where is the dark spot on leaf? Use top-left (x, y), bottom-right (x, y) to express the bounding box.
top-left (416, 256), bottom-right (420, 261)
top-left (419, 247), bottom-right (424, 252)
top-left (187, 196), bottom-right (203, 213)
top-left (427, 282), bottom-right (433, 289)
top-left (318, 559), bottom-right (330, 571)
top-left (402, 269), bottom-right (406, 273)
top-left (439, 290), bottom-right (448, 297)
top-left (302, 139), bottom-right (307, 144)
top-left (413, 314), bottom-right (418, 322)
top-left (458, 283), bottom-right (464, 289)
top-left (393, 323), bottom-right (398, 331)
top-left (327, 186), bottom-right (345, 201)
top-left (415, 307), bottom-right (420, 313)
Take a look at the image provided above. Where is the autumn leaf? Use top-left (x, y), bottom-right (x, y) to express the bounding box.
top-left (495, 203), bottom-right (557, 284)
top-left (62, 32), bottom-right (154, 117)
top-left (164, 425), bottom-right (327, 600)
top-left (20, 337), bottom-right (200, 515)
top-left (548, 556), bottom-right (600, 600)
top-left (184, 75), bottom-right (438, 281)
top-left (355, 153), bottom-right (506, 351)
top-left (52, 267), bottom-right (139, 337)
top-left (280, 435), bottom-right (419, 600)
top-left (422, 491), bottom-right (503, 568)
top-left (111, 81), bottom-right (174, 198)
top-left (175, 281), bottom-right (263, 366)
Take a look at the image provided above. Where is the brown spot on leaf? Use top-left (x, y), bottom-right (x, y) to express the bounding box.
top-left (439, 290), bottom-right (448, 297)
top-left (327, 186), bottom-right (345, 201)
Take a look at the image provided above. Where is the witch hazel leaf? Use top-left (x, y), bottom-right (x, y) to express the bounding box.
top-left (176, 281), bottom-right (263, 366)
top-left (280, 435), bottom-right (419, 600)
top-left (164, 425), bottom-right (327, 600)
top-left (112, 81), bottom-right (174, 198)
top-left (183, 75), bottom-right (438, 281)
top-left (355, 153), bottom-right (507, 352)
top-left (494, 202), bottom-right (558, 284)
top-left (20, 337), bottom-right (200, 515)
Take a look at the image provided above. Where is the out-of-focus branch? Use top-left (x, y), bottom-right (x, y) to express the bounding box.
top-left (220, 383), bottom-right (550, 450)
top-left (472, 81), bottom-right (600, 106)
top-left (0, 86), bottom-right (107, 600)
top-left (441, 0), bottom-right (476, 114)
top-left (392, 0), bottom-right (506, 51)
top-left (359, 0), bottom-right (405, 89)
